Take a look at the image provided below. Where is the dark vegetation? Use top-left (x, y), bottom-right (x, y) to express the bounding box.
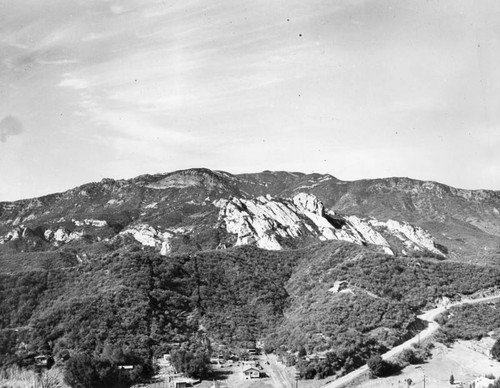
top-left (436, 300), bottom-right (500, 344)
top-left (170, 347), bottom-right (210, 379)
top-left (365, 344), bottom-right (431, 379)
top-left (489, 377), bottom-right (500, 388)
top-left (0, 245), bottom-right (302, 385)
top-left (492, 339), bottom-right (500, 362)
top-left (63, 349), bottom-right (151, 388)
top-left (1, 240), bottom-right (500, 385)
top-left (267, 243), bottom-right (500, 378)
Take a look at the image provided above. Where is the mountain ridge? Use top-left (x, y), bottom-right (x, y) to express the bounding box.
top-left (4, 168), bottom-right (499, 204)
top-left (1, 168), bottom-right (499, 266)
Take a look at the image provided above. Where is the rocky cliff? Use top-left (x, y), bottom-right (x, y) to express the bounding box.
top-left (1, 168), bottom-right (499, 266)
top-left (214, 192), bottom-right (445, 257)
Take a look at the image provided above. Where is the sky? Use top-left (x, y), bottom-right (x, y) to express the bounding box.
top-left (1, 0), bottom-right (500, 201)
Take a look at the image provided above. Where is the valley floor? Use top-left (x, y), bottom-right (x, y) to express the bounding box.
top-left (357, 339), bottom-right (500, 388)
top-left (140, 354), bottom-right (297, 388)
top-left (134, 337), bottom-right (500, 388)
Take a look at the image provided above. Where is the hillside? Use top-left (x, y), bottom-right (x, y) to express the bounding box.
top-left (1, 168), bottom-right (499, 266)
top-left (1, 168), bottom-right (500, 385)
top-left (2, 241), bottom-right (500, 381)
top-left (0, 245), bottom-right (304, 366)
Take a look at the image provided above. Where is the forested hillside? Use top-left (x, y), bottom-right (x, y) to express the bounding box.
top-left (2, 240), bottom-right (500, 383)
top-left (0, 244), bottom-right (302, 369)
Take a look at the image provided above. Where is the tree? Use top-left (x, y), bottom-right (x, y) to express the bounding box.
top-left (491, 338), bottom-right (500, 361)
top-left (64, 354), bottom-right (100, 388)
top-left (64, 353), bottom-right (138, 388)
top-left (170, 349), bottom-right (210, 379)
top-left (297, 346), bottom-right (307, 358)
top-left (449, 373), bottom-right (454, 385)
top-left (367, 355), bottom-right (389, 377)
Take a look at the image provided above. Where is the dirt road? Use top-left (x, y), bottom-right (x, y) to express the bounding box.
top-left (324, 293), bottom-right (500, 388)
top-left (265, 354), bottom-right (295, 388)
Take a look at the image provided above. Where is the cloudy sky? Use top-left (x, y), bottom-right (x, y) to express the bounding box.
top-left (1, 0), bottom-right (499, 200)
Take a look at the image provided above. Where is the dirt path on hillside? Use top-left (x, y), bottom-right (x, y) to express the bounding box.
top-left (323, 293), bottom-right (500, 388)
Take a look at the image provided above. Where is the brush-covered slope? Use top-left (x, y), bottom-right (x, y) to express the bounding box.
top-left (0, 244), bottom-right (304, 367)
top-left (268, 242), bottom-right (500, 373)
top-left (2, 241), bottom-right (499, 378)
top-left (279, 175), bottom-right (500, 263)
top-left (1, 168), bottom-right (499, 383)
top-left (1, 168), bottom-right (499, 266)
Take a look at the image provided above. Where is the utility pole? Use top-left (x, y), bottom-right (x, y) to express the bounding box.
top-left (423, 374), bottom-right (426, 388)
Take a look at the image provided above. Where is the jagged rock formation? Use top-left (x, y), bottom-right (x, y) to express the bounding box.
top-left (120, 224), bottom-right (173, 256)
top-left (214, 193), bottom-right (446, 257)
top-left (1, 167), bottom-right (499, 263)
top-left (72, 219), bottom-right (108, 227)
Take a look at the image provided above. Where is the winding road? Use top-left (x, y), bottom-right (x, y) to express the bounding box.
top-left (323, 293), bottom-right (500, 388)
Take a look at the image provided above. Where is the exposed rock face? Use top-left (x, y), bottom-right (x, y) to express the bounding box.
top-left (214, 193), bottom-right (446, 257)
top-left (72, 219), bottom-right (108, 227)
top-left (0, 225), bottom-right (83, 245)
top-left (142, 168), bottom-right (235, 191)
top-left (367, 219), bottom-right (444, 256)
top-left (0, 226), bottom-right (26, 243)
top-left (293, 192), bottom-right (325, 215)
top-left (3, 167), bottom-right (494, 261)
top-left (120, 224), bottom-right (173, 256)
top-left (50, 228), bottom-right (83, 244)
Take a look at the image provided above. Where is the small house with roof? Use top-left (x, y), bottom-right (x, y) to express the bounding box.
top-left (34, 355), bottom-right (52, 368)
top-left (243, 367), bottom-right (261, 380)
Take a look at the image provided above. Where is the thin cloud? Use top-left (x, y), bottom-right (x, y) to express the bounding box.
top-left (37, 58), bottom-right (78, 66)
top-left (0, 116), bottom-right (24, 143)
top-left (59, 76), bottom-right (89, 89)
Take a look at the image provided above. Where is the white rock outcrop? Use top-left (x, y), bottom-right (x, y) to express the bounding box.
top-left (72, 219), bottom-right (108, 227)
top-left (52, 228), bottom-right (83, 243)
top-left (0, 227), bottom-right (24, 243)
top-left (367, 219), bottom-right (444, 256)
top-left (0, 225), bottom-right (84, 245)
top-left (214, 193), bottom-right (444, 256)
top-left (120, 224), bottom-right (173, 256)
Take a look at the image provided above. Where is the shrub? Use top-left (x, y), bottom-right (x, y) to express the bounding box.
top-left (395, 344), bottom-right (430, 367)
top-left (64, 354), bottom-right (101, 388)
top-left (367, 355), bottom-right (402, 378)
top-left (367, 355), bottom-right (389, 377)
top-left (63, 352), bottom-right (148, 388)
top-left (488, 378), bottom-right (500, 388)
top-left (491, 339), bottom-right (500, 361)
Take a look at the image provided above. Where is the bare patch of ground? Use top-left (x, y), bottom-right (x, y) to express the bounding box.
top-left (357, 339), bottom-right (500, 388)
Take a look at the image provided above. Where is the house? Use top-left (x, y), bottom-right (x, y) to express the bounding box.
top-left (305, 354), bottom-right (327, 362)
top-left (243, 367), bottom-right (261, 380)
top-left (169, 377), bottom-right (198, 388)
top-left (117, 365), bottom-right (134, 370)
top-left (170, 377), bottom-right (197, 388)
top-left (34, 355), bottom-right (51, 367)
